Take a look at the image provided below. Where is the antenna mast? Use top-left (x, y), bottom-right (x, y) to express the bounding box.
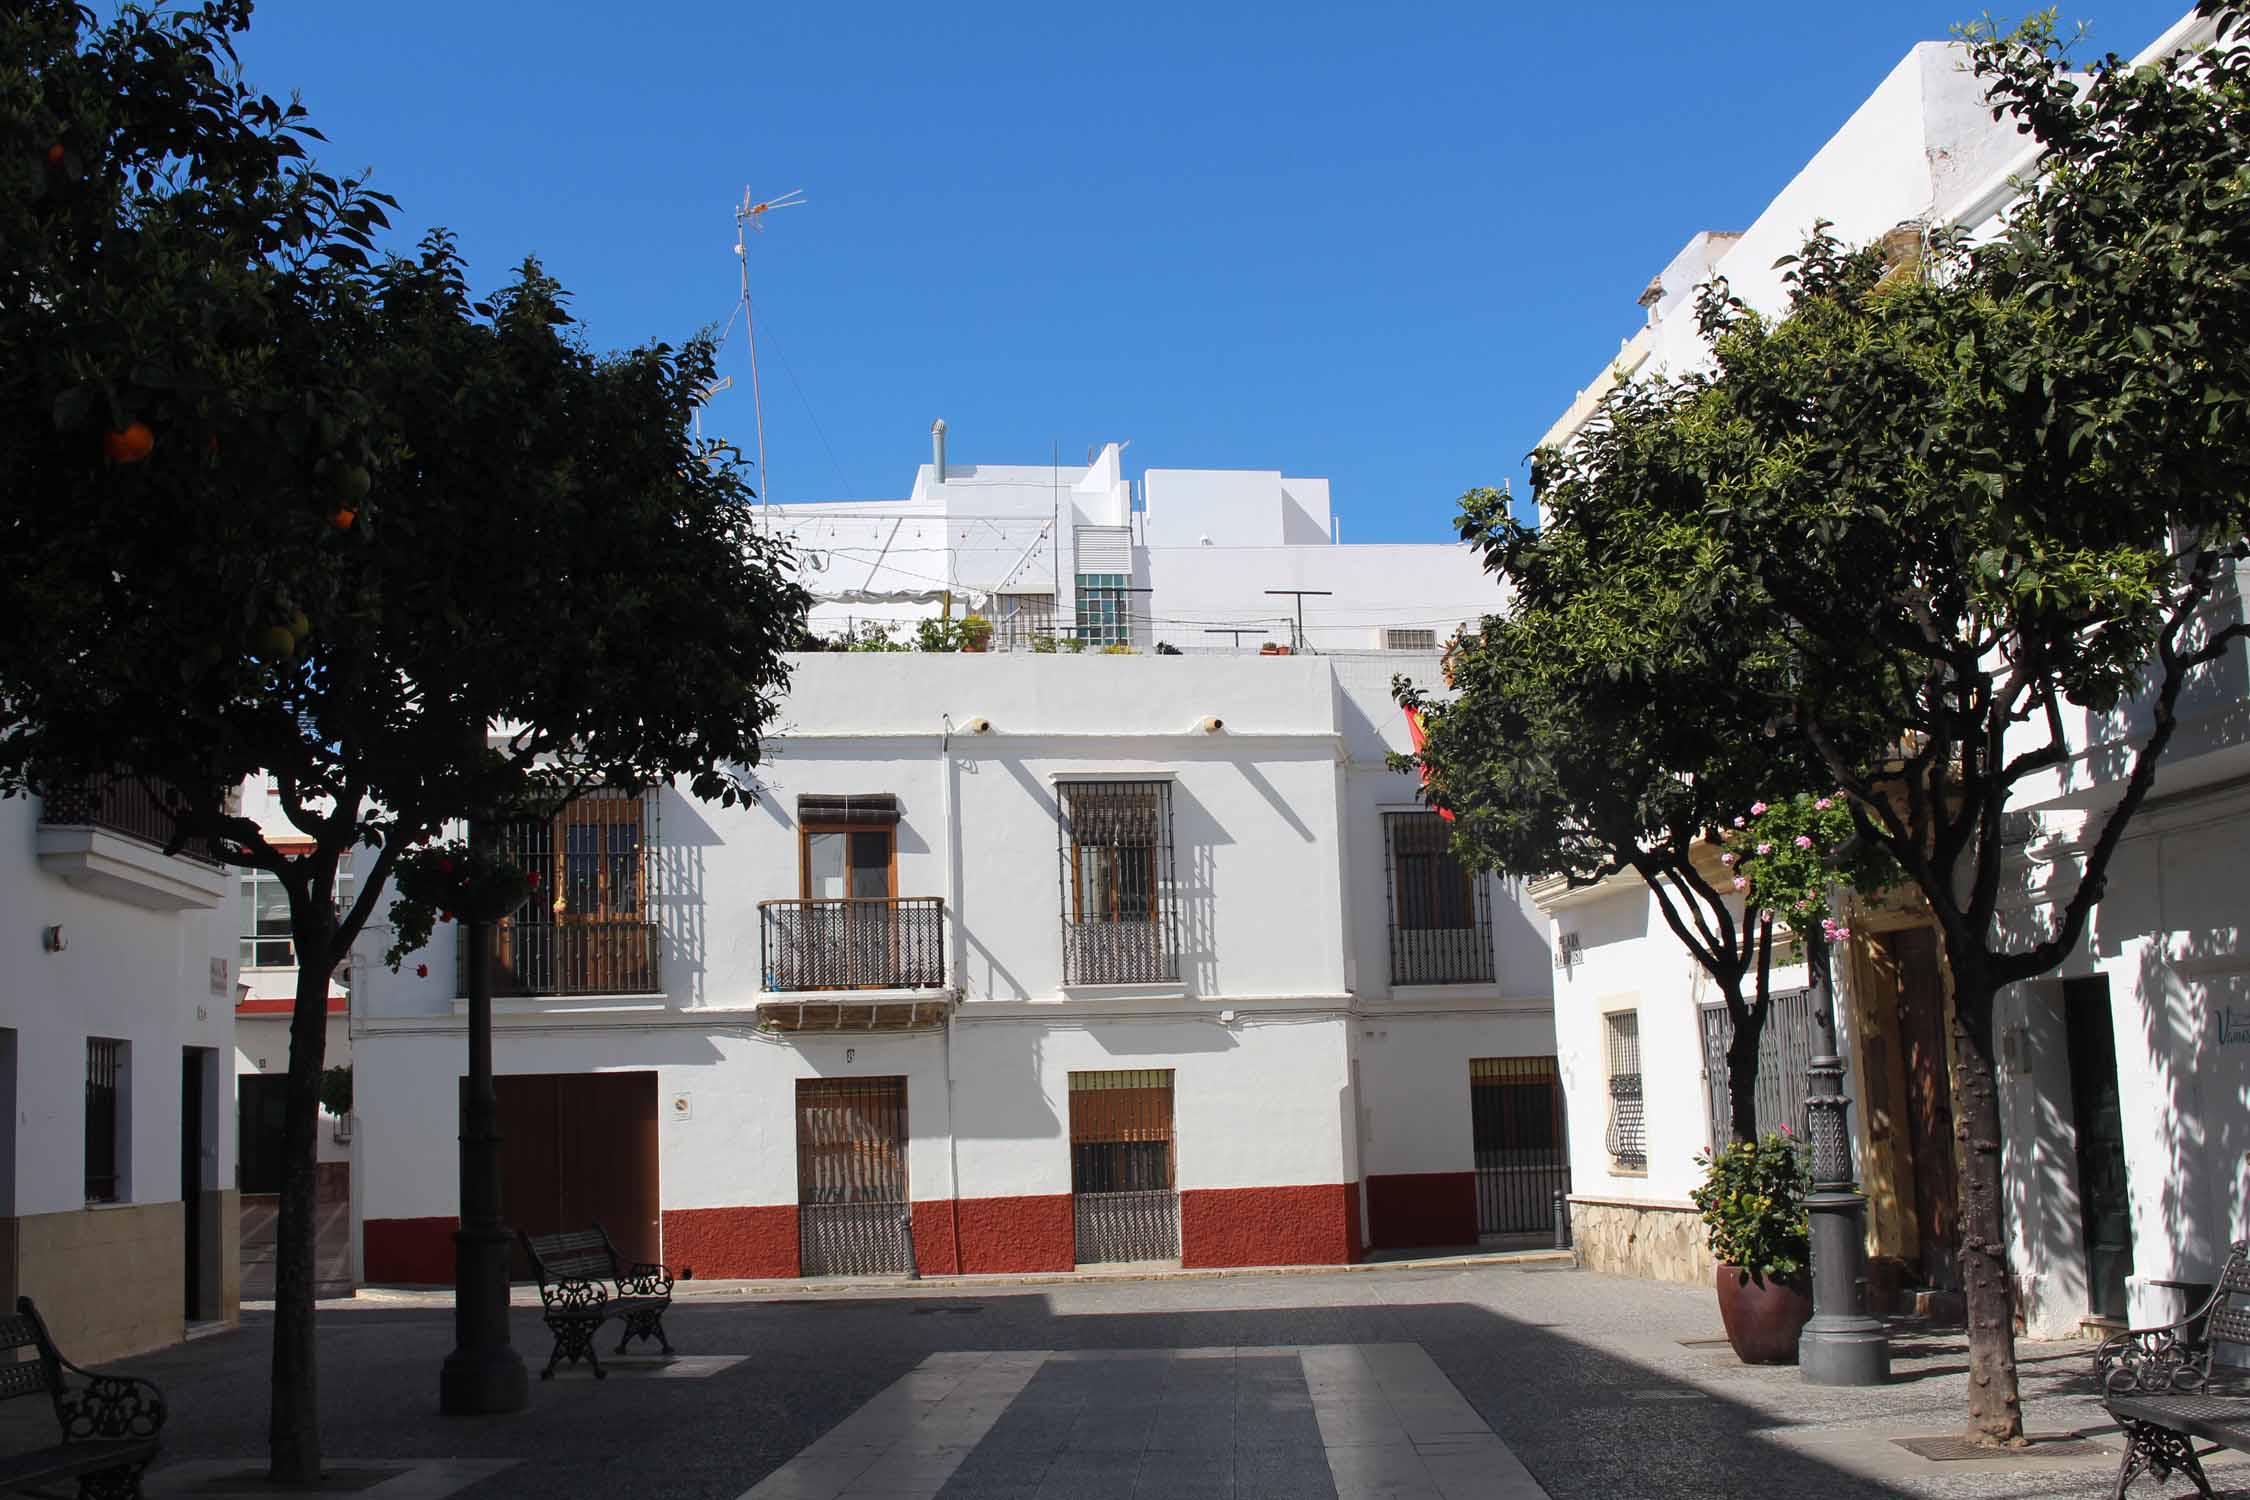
top-left (732, 186), bottom-right (805, 518)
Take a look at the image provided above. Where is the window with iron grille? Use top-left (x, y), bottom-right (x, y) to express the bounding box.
top-left (1074, 574), bottom-right (1132, 647)
top-left (1384, 813), bottom-right (1493, 984)
top-left (1384, 628), bottom-right (1438, 651)
top-left (1068, 1069), bottom-right (1175, 1193)
top-left (993, 593), bottom-right (1056, 651)
top-left (1057, 781), bottom-right (1177, 984)
top-left (1603, 1010), bottom-right (1646, 1172)
top-left (86, 1038), bottom-right (124, 1203)
top-left (464, 789), bottom-right (660, 997)
top-left (1698, 989), bottom-right (1815, 1146)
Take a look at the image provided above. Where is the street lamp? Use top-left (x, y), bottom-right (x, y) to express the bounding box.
top-left (1798, 925), bottom-right (1890, 1384)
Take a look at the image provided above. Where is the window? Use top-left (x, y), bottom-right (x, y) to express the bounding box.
top-left (1604, 1010), bottom-right (1645, 1172)
top-left (802, 827), bottom-right (894, 900)
top-left (1075, 574), bottom-right (1132, 648)
top-left (1384, 813), bottom-right (1493, 984)
top-left (1058, 780), bottom-right (1176, 984)
top-left (474, 790), bottom-right (659, 997)
top-left (1384, 628), bottom-right (1438, 651)
top-left (238, 865), bottom-right (357, 972)
top-left (86, 1038), bottom-right (125, 1203)
top-left (993, 593), bottom-right (1056, 651)
top-left (1697, 990), bottom-right (1815, 1147)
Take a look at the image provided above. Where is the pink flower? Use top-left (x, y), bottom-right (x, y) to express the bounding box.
top-left (1720, 852), bottom-right (1736, 866)
top-left (1794, 834), bottom-right (1813, 850)
top-left (1814, 797), bottom-right (1832, 811)
top-left (1749, 801), bottom-right (1768, 816)
top-left (415, 963), bottom-right (429, 978)
top-left (1778, 1123), bottom-right (1794, 1138)
top-left (1732, 876), bottom-right (1748, 891)
top-left (1732, 816), bottom-right (1745, 828)
top-left (1756, 842), bottom-right (1772, 856)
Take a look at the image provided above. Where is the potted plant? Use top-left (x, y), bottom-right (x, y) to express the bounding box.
top-left (959, 615), bottom-right (993, 653)
top-left (1691, 1129), bottom-right (1815, 1363)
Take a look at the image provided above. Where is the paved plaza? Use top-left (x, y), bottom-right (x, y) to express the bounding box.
top-left (80, 1260), bottom-right (2250, 1498)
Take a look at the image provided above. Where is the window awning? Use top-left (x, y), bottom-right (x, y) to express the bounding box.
top-left (797, 793), bottom-right (901, 827)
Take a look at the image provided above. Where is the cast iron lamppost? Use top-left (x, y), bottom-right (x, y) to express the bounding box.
top-left (1798, 922), bottom-right (1891, 1385)
top-left (439, 806), bottom-right (530, 1415)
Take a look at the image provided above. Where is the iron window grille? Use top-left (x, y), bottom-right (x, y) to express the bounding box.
top-left (1470, 1057), bottom-right (1573, 1236)
top-left (1384, 813), bottom-right (1494, 985)
top-left (1057, 780), bottom-right (1179, 985)
top-left (86, 1038), bottom-right (124, 1203)
top-left (1074, 574), bottom-right (1132, 648)
top-left (1070, 1069), bottom-right (1179, 1263)
top-left (1384, 628), bottom-right (1439, 651)
top-left (1603, 1010), bottom-right (1646, 1171)
top-left (459, 789), bottom-right (661, 998)
top-left (1697, 989), bottom-right (1816, 1146)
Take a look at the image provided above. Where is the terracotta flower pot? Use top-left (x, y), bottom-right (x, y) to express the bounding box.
top-left (1715, 1264), bottom-right (1813, 1364)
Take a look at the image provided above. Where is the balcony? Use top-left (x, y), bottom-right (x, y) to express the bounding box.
top-left (758, 898), bottom-right (950, 1031)
top-left (458, 917), bottom-right (661, 998)
top-left (37, 776), bottom-right (227, 911)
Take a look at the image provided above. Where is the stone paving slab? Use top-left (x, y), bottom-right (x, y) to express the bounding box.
top-left (147, 1459), bottom-right (516, 1498)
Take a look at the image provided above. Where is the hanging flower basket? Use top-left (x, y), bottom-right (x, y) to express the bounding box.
top-left (382, 840), bottom-right (540, 971)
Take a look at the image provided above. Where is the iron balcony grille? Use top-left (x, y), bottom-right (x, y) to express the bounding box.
top-left (1470, 1056), bottom-right (1572, 1236)
top-left (1605, 1010), bottom-right (1646, 1171)
top-left (86, 1038), bottom-right (123, 1203)
top-left (1384, 812), bottom-right (1493, 985)
top-left (1698, 988), bottom-right (1816, 1146)
top-left (457, 789), bottom-right (661, 997)
top-left (1057, 781), bottom-right (1179, 985)
top-left (760, 898), bottom-right (946, 991)
top-left (41, 775), bottom-right (219, 865)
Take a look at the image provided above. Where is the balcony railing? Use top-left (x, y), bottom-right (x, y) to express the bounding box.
top-left (760, 898), bottom-right (946, 992)
top-left (458, 917), bottom-right (661, 998)
top-left (40, 776), bottom-right (218, 865)
top-left (1390, 925), bottom-right (1495, 986)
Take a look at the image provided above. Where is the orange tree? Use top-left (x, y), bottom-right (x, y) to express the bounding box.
top-left (0, 2), bottom-right (807, 1480)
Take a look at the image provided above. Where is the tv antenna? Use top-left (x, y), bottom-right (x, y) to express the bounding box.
top-left (732, 186), bottom-right (806, 517)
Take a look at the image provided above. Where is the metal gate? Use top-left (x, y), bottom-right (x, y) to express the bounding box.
top-left (1070, 1069), bottom-right (1179, 1264)
top-left (797, 1077), bottom-right (909, 1276)
top-left (1470, 1057), bottom-right (1571, 1236)
top-left (1698, 989), bottom-right (1814, 1146)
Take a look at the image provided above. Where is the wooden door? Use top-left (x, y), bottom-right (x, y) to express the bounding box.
top-left (237, 1074), bottom-right (290, 1196)
top-left (2065, 977), bottom-right (2135, 1322)
top-left (495, 1071), bottom-right (660, 1277)
top-left (1883, 927), bottom-right (1960, 1287)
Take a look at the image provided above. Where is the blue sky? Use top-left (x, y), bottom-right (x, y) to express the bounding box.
top-left (232, 2), bottom-right (2186, 542)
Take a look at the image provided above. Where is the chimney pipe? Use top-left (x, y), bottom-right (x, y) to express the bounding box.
top-left (931, 418), bottom-right (947, 485)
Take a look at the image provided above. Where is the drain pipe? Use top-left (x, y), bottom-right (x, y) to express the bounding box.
top-left (940, 713), bottom-right (965, 1276)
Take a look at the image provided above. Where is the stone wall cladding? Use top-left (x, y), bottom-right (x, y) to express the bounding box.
top-left (1567, 1198), bottom-right (1715, 1285)
top-left (17, 1202), bottom-right (185, 1363)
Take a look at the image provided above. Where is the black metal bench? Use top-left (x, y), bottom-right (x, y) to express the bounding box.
top-left (2096, 1237), bottom-right (2250, 1497)
top-left (0, 1296), bottom-right (165, 1499)
top-left (519, 1224), bottom-right (675, 1380)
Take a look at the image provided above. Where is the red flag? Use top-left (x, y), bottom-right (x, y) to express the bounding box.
top-left (1403, 705), bottom-right (1456, 822)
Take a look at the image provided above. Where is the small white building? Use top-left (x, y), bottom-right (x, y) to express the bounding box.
top-left (0, 780), bottom-right (239, 1360)
top-left (766, 431), bottom-right (1502, 656)
top-left (1534, 8), bottom-right (2248, 1338)
top-left (346, 652), bottom-right (1560, 1282)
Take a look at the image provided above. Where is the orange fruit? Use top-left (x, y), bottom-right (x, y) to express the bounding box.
top-left (102, 422), bottom-right (154, 463)
top-left (255, 625), bottom-right (297, 661)
top-left (45, 144), bottom-right (63, 166)
top-left (328, 507), bottom-right (357, 531)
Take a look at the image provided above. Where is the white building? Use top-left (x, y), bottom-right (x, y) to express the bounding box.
top-left (346, 652), bottom-right (1560, 1283)
top-left (1535, 9), bottom-right (2247, 1337)
top-left (0, 780), bottom-right (239, 1360)
top-left (767, 427), bottom-right (1502, 656)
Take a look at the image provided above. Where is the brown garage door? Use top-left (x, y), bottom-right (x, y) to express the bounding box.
top-left (495, 1071), bottom-right (660, 1278)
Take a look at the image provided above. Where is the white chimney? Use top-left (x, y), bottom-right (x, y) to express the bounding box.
top-left (931, 418), bottom-right (947, 485)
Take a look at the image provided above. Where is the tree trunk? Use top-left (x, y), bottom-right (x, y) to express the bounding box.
top-left (1725, 1001), bottom-right (1768, 1143)
top-left (267, 952), bottom-right (332, 1482)
top-left (1947, 968), bottom-right (2024, 1446)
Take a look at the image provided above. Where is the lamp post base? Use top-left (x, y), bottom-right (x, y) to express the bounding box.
top-left (438, 1343), bottom-right (529, 1415)
top-left (1800, 1312), bottom-right (1893, 1386)
top-left (1800, 1189), bottom-right (1890, 1386)
top-left (438, 1221), bottom-right (528, 1415)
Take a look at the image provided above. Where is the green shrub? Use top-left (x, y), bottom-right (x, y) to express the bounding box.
top-left (319, 1064), bottom-right (352, 1118)
top-left (1690, 1130), bottom-right (1811, 1282)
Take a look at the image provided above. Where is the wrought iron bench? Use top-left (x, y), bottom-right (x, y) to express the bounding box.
top-left (519, 1224), bottom-right (675, 1380)
top-left (2096, 1238), bottom-right (2250, 1497)
top-left (0, 1296), bottom-right (165, 1499)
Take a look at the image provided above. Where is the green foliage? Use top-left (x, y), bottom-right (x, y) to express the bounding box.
top-left (318, 1064), bottom-right (352, 1119)
top-left (1100, 643), bottom-right (1135, 655)
top-left (913, 617), bottom-right (965, 652)
top-left (1030, 634), bottom-right (1059, 654)
top-left (1726, 793), bottom-right (1898, 936)
top-left (1690, 1131), bottom-right (1811, 1281)
top-left (833, 621), bottom-right (908, 652)
top-left (958, 614), bottom-right (993, 650)
top-left (1063, 636), bottom-right (1087, 653)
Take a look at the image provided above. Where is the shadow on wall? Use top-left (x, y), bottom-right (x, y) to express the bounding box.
top-left (2132, 918), bottom-right (2250, 1303)
top-left (1168, 779), bottom-right (1229, 995)
top-left (656, 792), bottom-right (718, 1007)
top-left (2081, 566), bottom-right (2250, 790)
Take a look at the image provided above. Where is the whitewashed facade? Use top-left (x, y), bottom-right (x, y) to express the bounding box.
top-left (1535, 9), bottom-right (2248, 1336)
top-left (0, 783), bottom-right (238, 1360)
top-left (344, 652), bottom-right (1559, 1282)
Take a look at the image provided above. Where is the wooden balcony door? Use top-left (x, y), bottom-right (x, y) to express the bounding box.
top-left (801, 826), bottom-right (895, 988)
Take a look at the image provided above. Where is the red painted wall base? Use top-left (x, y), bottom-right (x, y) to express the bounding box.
top-left (1365, 1171), bottom-right (1479, 1251)
top-left (662, 1205), bottom-right (799, 1280)
top-left (1180, 1183), bottom-right (1360, 1268)
top-left (915, 1194), bottom-right (1075, 1275)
